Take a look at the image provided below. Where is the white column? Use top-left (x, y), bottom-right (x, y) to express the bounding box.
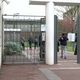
top-left (0, 0), bottom-right (3, 68)
top-left (45, 1), bottom-right (54, 65)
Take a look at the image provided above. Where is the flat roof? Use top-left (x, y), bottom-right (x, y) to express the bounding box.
top-left (29, 0), bottom-right (80, 6)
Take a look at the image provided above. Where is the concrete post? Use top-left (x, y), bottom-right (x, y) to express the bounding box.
top-left (45, 1), bottom-right (54, 65)
top-left (0, 0), bottom-right (3, 68)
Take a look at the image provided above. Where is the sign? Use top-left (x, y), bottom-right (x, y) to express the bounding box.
top-left (41, 25), bottom-right (46, 31)
top-left (42, 32), bottom-right (45, 41)
top-left (68, 33), bottom-right (75, 42)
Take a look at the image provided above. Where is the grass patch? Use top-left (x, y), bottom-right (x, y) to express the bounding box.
top-left (67, 42), bottom-right (75, 52)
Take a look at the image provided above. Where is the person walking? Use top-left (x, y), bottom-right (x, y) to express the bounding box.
top-left (59, 33), bottom-right (68, 59)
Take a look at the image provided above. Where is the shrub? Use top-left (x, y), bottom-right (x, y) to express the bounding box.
top-left (4, 42), bottom-right (22, 55)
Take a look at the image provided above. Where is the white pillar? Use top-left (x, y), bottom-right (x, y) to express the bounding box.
top-left (45, 1), bottom-right (54, 65)
top-left (0, 0), bottom-right (3, 68)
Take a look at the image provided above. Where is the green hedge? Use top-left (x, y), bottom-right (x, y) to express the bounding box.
top-left (4, 42), bottom-right (22, 55)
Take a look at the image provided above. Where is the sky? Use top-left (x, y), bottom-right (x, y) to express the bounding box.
top-left (3, 0), bottom-right (66, 19)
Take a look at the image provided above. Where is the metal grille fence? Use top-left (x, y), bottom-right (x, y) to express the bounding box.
top-left (2, 15), bottom-right (45, 64)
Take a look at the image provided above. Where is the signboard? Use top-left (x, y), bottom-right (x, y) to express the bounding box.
top-left (41, 25), bottom-right (46, 31)
top-left (42, 32), bottom-right (45, 41)
top-left (68, 33), bottom-right (75, 42)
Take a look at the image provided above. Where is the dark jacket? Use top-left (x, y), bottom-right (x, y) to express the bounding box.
top-left (59, 36), bottom-right (68, 46)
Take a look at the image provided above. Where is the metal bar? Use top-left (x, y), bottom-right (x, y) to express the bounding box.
top-left (76, 15), bottom-right (80, 63)
top-left (54, 15), bottom-right (58, 64)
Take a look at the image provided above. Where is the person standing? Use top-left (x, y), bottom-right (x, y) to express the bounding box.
top-left (34, 36), bottom-right (38, 49)
top-left (74, 33), bottom-right (77, 55)
top-left (28, 36), bottom-right (33, 50)
top-left (21, 37), bottom-right (25, 50)
top-left (59, 33), bottom-right (68, 59)
top-left (57, 41), bottom-right (59, 52)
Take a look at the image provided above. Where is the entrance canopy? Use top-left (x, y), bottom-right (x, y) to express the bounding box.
top-left (29, 0), bottom-right (80, 6)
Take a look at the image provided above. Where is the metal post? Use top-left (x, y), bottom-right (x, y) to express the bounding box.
top-left (77, 15), bottom-right (80, 63)
top-left (54, 15), bottom-right (58, 64)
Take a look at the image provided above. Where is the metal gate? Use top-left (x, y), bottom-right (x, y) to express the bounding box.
top-left (2, 15), bottom-right (45, 64)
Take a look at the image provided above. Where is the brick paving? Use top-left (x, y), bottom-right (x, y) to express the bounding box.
top-left (52, 69), bottom-right (80, 80)
top-left (0, 53), bottom-right (80, 80)
top-left (0, 61), bottom-right (80, 80)
top-left (0, 64), bottom-right (47, 80)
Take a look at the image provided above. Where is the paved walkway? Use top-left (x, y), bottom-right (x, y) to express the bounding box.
top-left (0, 64), bottom-right (47, 80)
top-left (0, 61), bottom-right (80, 80)
top-left (0, 54), bottom-right (80, 80)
